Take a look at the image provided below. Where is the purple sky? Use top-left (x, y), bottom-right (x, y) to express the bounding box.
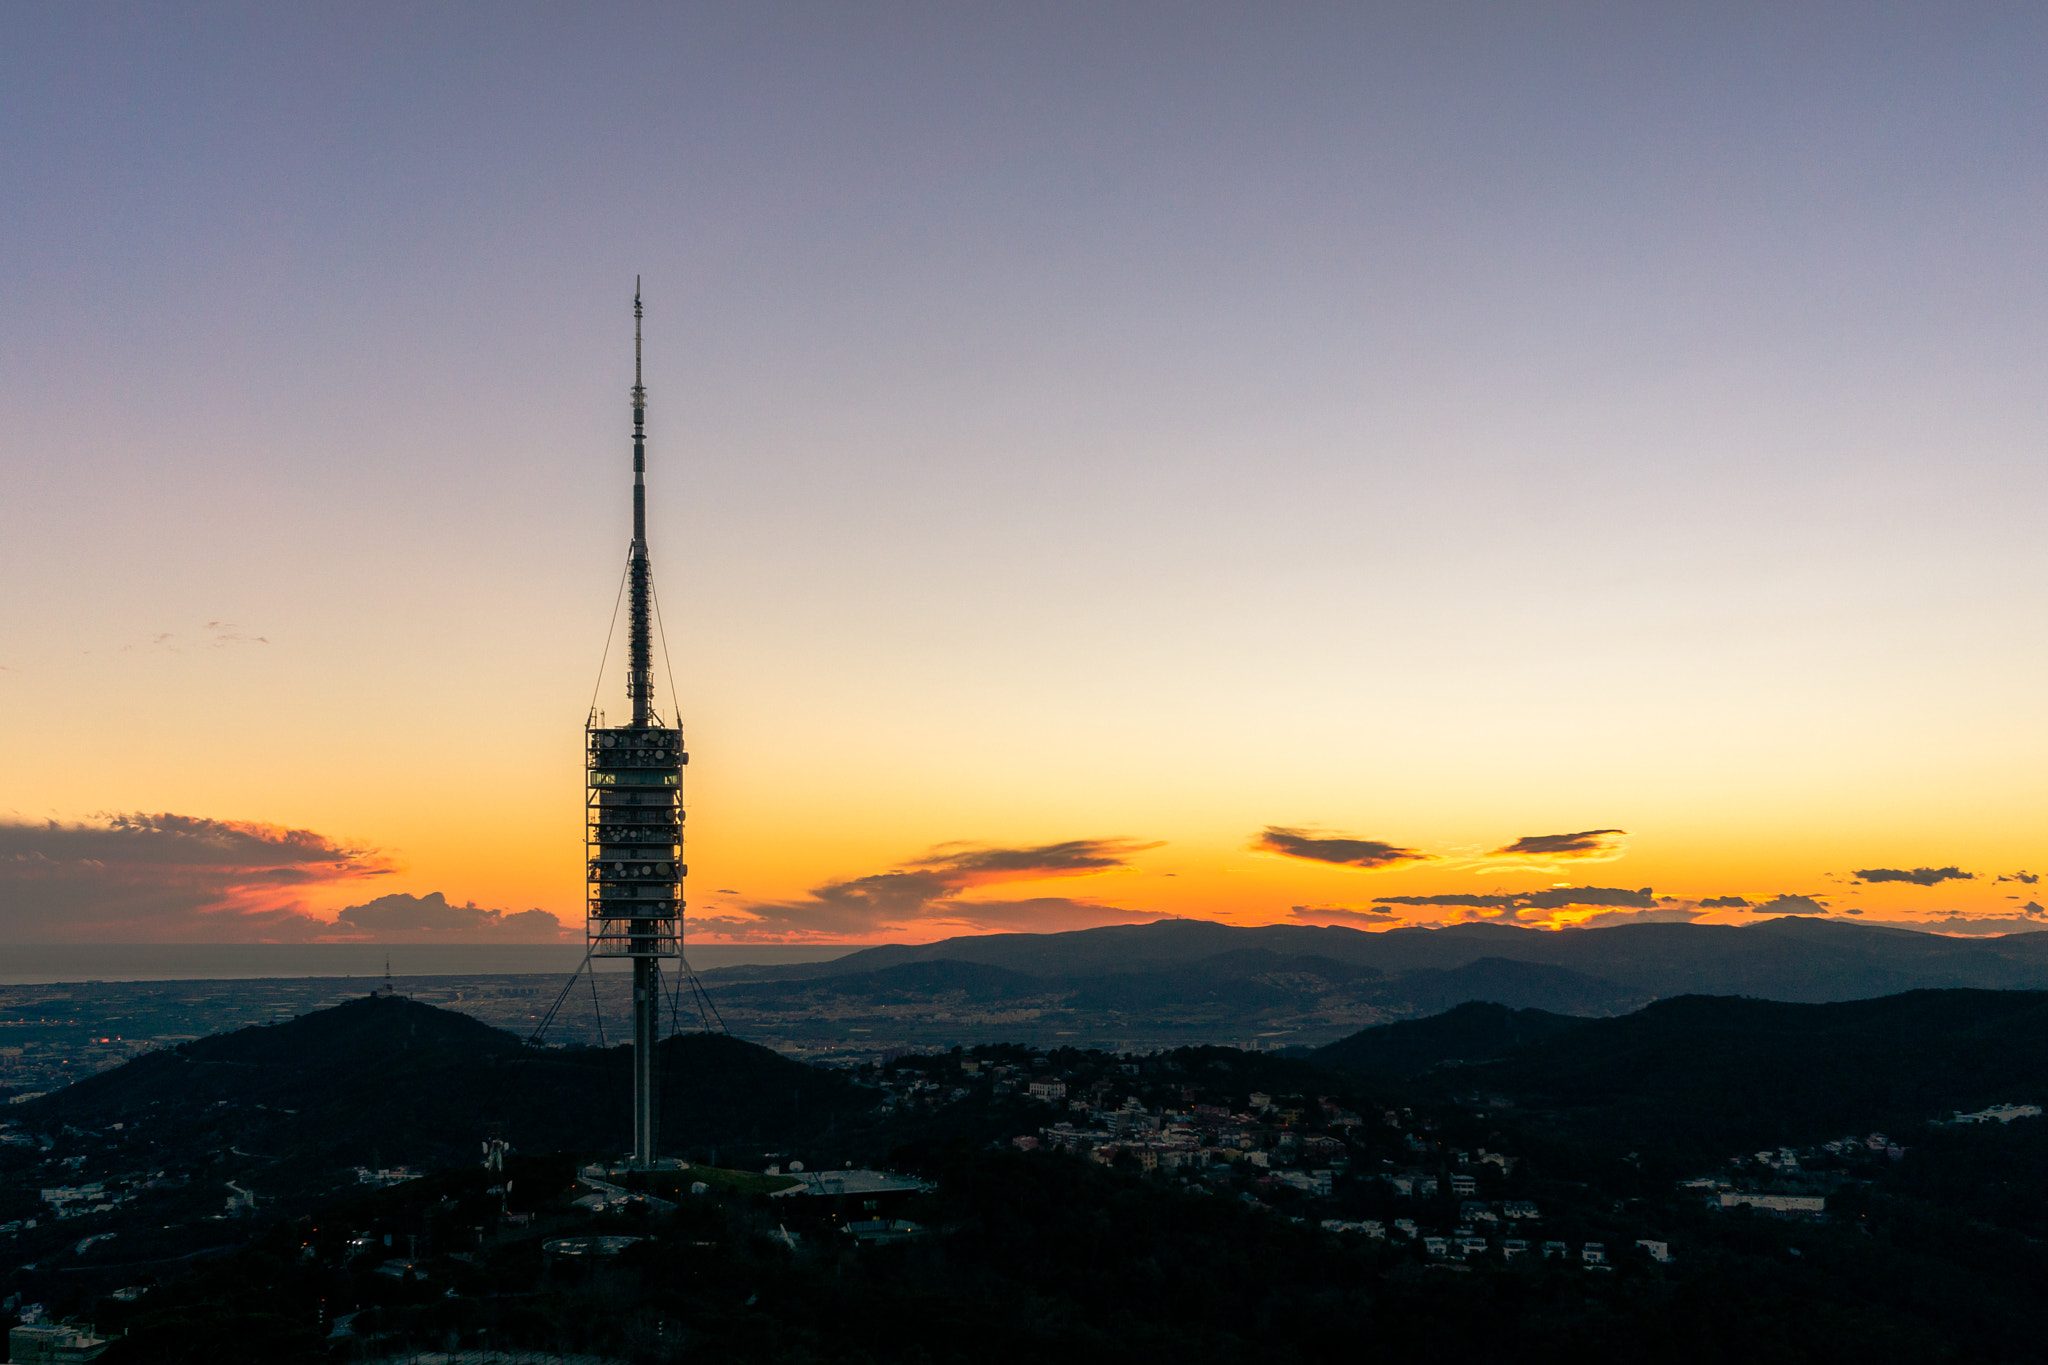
top-left (5, 5), bottom-right (2048, 941)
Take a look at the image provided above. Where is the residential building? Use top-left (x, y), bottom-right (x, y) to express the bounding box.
top-left (1717, 1192), bottom-right (1825, 1214)
top-left (8, 1324), bottom-right (110, 1364)
top-left (1950, 1103), bottom-right (2042, 1125)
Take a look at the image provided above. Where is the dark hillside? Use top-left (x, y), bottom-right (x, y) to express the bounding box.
top-left (1438, 989), bottom-right (2048, 1170)
top-left (1314, 1001), bottom-right (1591, 1076)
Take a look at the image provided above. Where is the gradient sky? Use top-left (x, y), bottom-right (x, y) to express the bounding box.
top-left (5, 4), bottom-right (2047, 943)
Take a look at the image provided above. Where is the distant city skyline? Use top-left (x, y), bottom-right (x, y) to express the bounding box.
top-left (5, 5), bottom-right (2047, 942)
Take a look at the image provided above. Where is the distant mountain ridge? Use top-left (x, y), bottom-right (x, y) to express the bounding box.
top-left (706, 915), bottom-right (2048, 1004)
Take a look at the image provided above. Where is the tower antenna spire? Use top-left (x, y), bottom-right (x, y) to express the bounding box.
top-left (584, 279), bottom-right (686, 1172)
top-left (628, 277), bottom-right (651, 727)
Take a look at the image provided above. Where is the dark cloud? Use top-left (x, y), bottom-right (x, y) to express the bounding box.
top-left (910, 840), bottom-right (1156, 884)
top-left (1853, 867), bottom-right (1974, 887)
top-left (0, 812), bottom-right (394, 942)
top-left (708, 838), bottom-right (1161, 940)
top-left (2027, 902), bottom-right (2047, 917)
top-left (1517, 886), bottom-right (1656, 910)
top-left (1489, 829), bottom-right (1628, 859)
top-left (1700, 895), bottom-right (1750, 908)
top-left (1999, 871), bottom-right (2040, 885)
top-left (332, 892), bottom-right (567, 941)
top-left (1253, 827), bottom-right (1433, 870)
top-left (1752, 893), bottom-right (1829, 915)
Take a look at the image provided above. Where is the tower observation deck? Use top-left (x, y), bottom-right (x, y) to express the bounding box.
top-left (586, 281), bottom-right (684, 1168)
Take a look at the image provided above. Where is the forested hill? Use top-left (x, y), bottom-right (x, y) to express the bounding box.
top-left (19, 993), bottom-right (880, 1201)
top-left (1316, 988), bottom-right (2048, 1170)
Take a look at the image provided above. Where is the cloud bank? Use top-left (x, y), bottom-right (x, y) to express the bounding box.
top-left (0, 812), bottom-right (392, 941)
top-left (0, 813), bottom-right (561, 942)
top-left (1751, 893), bottom-right (1829, 915)
top-left (332, 892), bottom-right (567, 941)
top-left (694, 837), bottom-right (1164, 941)
top-left (1253, 827), bottom-right (1433, 870)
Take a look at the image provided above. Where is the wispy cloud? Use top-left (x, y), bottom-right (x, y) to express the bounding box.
top-left (1285, 904), bottom-right (1399, 928)
top-left (202, 621), bottom-right (270, 647)
top-left (121, 622), bottom-right (270, 655)
top-left (1853, 866), bottom-right (1973, 887)
top-left (697, 837), bottom-right (1164, 941)
top-left (1373, 886), bottom-right (1657, 912)
top-left (1363, 885), bottom-right (1660, 926)
top-left (1252, 827), bottom-right (1434, 870)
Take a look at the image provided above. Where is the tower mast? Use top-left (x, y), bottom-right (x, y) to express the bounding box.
top-left (586, 279), bottom-right (686, 1170)
top-left (628, 279), bottom-right (652, 727)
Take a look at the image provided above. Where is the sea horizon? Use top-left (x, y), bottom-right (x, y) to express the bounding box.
top-left (0, 942), bottom-right (856, 986)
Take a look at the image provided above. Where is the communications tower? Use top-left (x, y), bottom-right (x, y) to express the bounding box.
top-left (586, 281), bottom-right (685, 1169)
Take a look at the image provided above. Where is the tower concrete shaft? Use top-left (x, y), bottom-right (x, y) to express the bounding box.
top-left (633, 957), bottom-right (658, 1163)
